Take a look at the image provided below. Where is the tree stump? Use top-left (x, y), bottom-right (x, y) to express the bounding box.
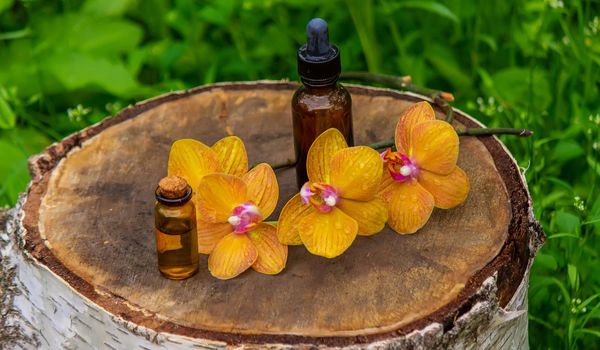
top-left (1, 81), bottom-right (544, 349)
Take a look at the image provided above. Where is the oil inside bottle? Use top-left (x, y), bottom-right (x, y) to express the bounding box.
top-left (155, 223), bottom-right (198, 280)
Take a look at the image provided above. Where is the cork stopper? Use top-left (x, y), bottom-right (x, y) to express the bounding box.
top-left (158, 176), bottom-right (189, 199)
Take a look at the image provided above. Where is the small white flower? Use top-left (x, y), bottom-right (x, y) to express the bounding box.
top-left (547, 0), bottom-right (564, 9)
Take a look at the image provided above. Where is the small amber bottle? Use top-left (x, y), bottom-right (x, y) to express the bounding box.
top-left (292, 18), bottom-right (353, 188)
top-left (154, 176), bottom-right (198, 280)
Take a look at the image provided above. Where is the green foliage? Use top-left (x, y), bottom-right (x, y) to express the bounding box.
top-left (0, 0), bottom-right (598, 347)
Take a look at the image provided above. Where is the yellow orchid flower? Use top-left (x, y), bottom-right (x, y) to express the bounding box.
top-left (168, 136), bottom-right (252, 253)
top-left (277, 128), bottom-right (388, 258)
top-left (379, 101), bottom-right (470, 234)
top-left (196, 169), bottom-right (287, 280)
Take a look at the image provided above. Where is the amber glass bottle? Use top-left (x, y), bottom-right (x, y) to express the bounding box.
top-left (292, 18), bottom-right (353, 188)
top-left (154, 176), bottom-right (198, 280)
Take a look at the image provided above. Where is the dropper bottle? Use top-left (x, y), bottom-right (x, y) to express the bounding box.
top-left (292, 18), bottom-right (353, 188)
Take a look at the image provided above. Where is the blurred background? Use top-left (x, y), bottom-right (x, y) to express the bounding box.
top-left (0, 0), bottom-right (598, 348)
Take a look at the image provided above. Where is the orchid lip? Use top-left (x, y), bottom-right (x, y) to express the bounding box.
top-left (301, 182), bottom-right (339, 213)
top-left (228, 202), bottom-right (262, 234)
top-left (300, 182), bottom-right (315, 204)
top-left (382, 149), bottom-right (419, 182)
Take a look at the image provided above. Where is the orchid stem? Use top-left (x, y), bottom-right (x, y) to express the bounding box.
top-left (340, 72), bottom-right (413, 89)
top-left (340, 71), bottom-right (455, 123)
top-left (368, 128), bottom-right (533, 150)
top-left (268, 71), bottom-right (532, 171)
top-left (456, 127), bottom-right (533, 137)
top-left (368, 139), bottom-right (395, 150)
top-left (267, 127), bottom-right (532, 170)
top-left (271, 159), bottom-right (296, 170)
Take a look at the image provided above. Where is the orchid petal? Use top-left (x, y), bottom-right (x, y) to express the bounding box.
top-left (307, 128), bottom-right (348, 183)
top-left (330, 146), bottom-right (382, 201)
top-left (242, 163), bottom-right (279, 219)
top-left (248, 223), bottom-right (288, 275)
top-left (387, 180), bottom-right (434, 234)
top-left (337, 197), bottom-right (388, 236)
top-left (197, 174), bottom-right (248, 223)
top-left (411, 120), bottom-right (459, 175)
top-left (277, 194), bottom-right (310, 245)
top-left (168, 139), bottom-right (220, 191)
top-left (211, 136), bottom-right (248, 177)
top-left (208, 233), bottom-right (258, 280)
top-left (197, 221), bottom-right (233, 254)
top-left (378, 167), bottom-right (400, 204)
top-left (419, 167), bottom-right (470, 209)
top-left (298, 207), bottom-right (358, 258)
top-left (395, 102), bottom-right (436, 153)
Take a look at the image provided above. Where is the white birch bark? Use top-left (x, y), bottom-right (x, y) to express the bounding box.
top-left (0, 199), bottom-right (542, 350)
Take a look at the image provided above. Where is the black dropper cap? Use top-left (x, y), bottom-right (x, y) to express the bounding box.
top-left (297, 18), bottom-right (341, 87)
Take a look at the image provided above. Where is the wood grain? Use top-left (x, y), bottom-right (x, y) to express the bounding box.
top-left (36, 85), bottom-right (510, 338)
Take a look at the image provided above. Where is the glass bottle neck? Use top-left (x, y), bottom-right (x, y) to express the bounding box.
top-left (302, 81), bottom-right (339, 92)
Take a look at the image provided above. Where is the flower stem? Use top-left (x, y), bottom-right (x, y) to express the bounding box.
top-left (267, 127), bottom-right (532, 170)
top-left (368, 139), bottom-right (395, 150)
top-left (341, 72), bottom-right (456, 102)
top-left (368, 128), bottom-right (533, 150)
top-left (456, 127), bottom-right (533, 137)
top-left (271, 159), bottom-right (296, 170)
top-left (267, 71), bottom-right (533, 171)
top-left (340, 72), bottom-right (413, 89)
top-left (340, 71), bottom-right (455, 123)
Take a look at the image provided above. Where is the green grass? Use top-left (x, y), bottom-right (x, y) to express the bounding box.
top-left (1, 0), bottom-right (599, 348)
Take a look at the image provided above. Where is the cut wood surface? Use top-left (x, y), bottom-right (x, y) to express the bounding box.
top-left (6, 81), bottom-right (544, 349)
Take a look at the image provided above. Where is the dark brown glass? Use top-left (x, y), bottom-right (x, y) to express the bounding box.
top-left (292, 83), bottom-right (353, 188)
top-left (154, 188), bottom-right (199, 280)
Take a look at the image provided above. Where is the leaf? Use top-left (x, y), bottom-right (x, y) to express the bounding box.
top-left (587, 155), bottom-right (600, 177)
top-left (477, 34), bottom-right (498, 51)
top-left (590, 195), bottom-right (600, 232)
top-left (198, 2), bottom-right (235, 27)
top-left (0, 28), bottom-right (30, 41)
top-left (0, 128), bottom-right (50, 206)
top-left (547, 233), bottom-right (580, 240)
top-left (582, 217), bottom-right (600, 225)
top-left (42, 52), bottom-right (139, 96)
top-left (126, 48), bottom-right (149, 77)
top-left (574, 329), bottom-right (600, 339)
top-left (534, 252), bottom-right (558, 271)
top-left (0, 94), bottom-right (16, 129)
top-left (486, 67), bottom-right (551, 112)
top-left (0, 140), bottom-right (27, 206)
top-left (383, 0), bottom-right (459, 23)
top-left (425, 44), bottom-right (472, 90)
top-left (82, 0), bottom-right (136, 16)
top-left (396, 54), bottom-right (427, 85)
top-left (35, 14), bottom-right (143, 56)
top-left (552, 141), bottom-right (584, 163)
top-left (552, 211), bottom-right (580, 235)
top-left (567, 264), bottom-right (579, 292)
top-left (0, 39), bottom-right (44, 97)
top-left (546, 176), bottom-right (573, 192)
top-left (0, 0), bottom-right (12, 14)
top-left (529, 276), bottom-right (571, 304)
top-left (577, 294), bottom-right (600, 312)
